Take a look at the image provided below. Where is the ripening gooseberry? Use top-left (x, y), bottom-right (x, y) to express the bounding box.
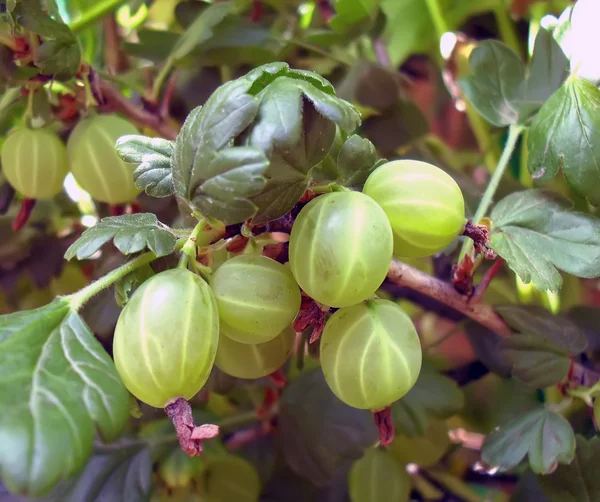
top-left (320, 299), bottom-right (422, 410)
top-left (113, 269), bottom-right (219, 409)
top-left (363, 159), bottom-right (466, 258)
top-left (388, 418), bottom-right (450, 467)
top-left (289, 191), bottom-right (393, 308)
top-left (201, 455), bottom-right (261, 502)
top-left (67, 114), bottom-right (141, 204)
top-left (210, 254), bottom-right (301, 343)
top-left (349, 448), bottom-right (411, 502)
top-left (1, 127), bottom-right (69, 198)
top-left (215, 324), bottom-right (294, 379)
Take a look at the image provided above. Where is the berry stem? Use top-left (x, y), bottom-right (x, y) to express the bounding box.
top-left (373, 407), bottom-right (394, 446)
top-left (458, 124), bottom-right (524, 262)
top-left (68, 239), bottom-right (186, 310)
top-left (178, 218), bottom-right (207, 269)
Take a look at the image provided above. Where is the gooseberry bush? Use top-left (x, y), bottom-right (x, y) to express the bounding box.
top-left (3, 0), bottom-right (600, 501)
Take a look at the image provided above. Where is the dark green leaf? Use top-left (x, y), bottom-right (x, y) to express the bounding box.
top-left (526, 28), bottom-right (570, 105)
top-left (459, 41), bottom-right (537, 127)
top-left (115, 135), bottom-right (175, 198)
top-left (566, 306), bottom-right (600, 351)
top-left (537, 436), bottom-right (600, 501)
top-left (14, 0), bottom-right (72, 41)
top-left (172, 79), bottom-right (259, 201)
top-left (482, 407), bottom-right (575, 474)
top-left (337, 135), bottom-right (379, 188)
top-left (122, 29), bottom-right (178, 62)
top-left (498, 332), bottom-right (570, 388)
top-left (249, 177), bottom-right (309, 226)
top-left (114, 264), bottom-right (155, 308)
top-left (64, 213), bottom-right (177, 261)
top-left (190, 146), bottom-right (269, 224)
top-left (496, 305), bottom-right (588, 354)
top-left (464, 321), bottom-right (512, 377)
top-left (0, 302), bottom-right (130, 495)
top-left (169, 1), bottom-right (234, 62)
top-left (393, 362), bottom-right (464, 436)
top-left (39, 442), bottom-right (152, 502)
top-left (528, 78), bottom-right (600, 205)
top-left (244, 62), bottom-right (336, 97)
top-left (511, 471), bottom-right (550, 502)
top-left (490, 190), bottom-right (600, 292)
top-left (278, 369), bottom-right (377, 486)
top-left (337, 60), bottom-right (402, 111)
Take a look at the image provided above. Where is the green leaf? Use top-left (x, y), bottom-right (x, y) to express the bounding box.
top-left (39, 442), bottom-right (152, 502)
top-left (490, 190), bottom-right (600, 292)
top-left (393, 362), bottom-right (464, 436)
top-left (526, 28), bottom-right (570, 105)
top-left (115, 135), bottom-right (175, 198)
top-left (278, 369), bottom-right (377, 486)
top-left (169, 1), bottom-right (234, 62)
top-left (459, 41), bottom-right (537, 127)
top-left (190, 146), bottom-right (269, 224)
top-left (329, 0), bottom-right (378, 35)
top-left (482, 407), bottom-right (575, 475)
top-left (13, 0), bottom-right (81, 79)
top-left (172, 79), bottom-right (259, 203)
top-left (496, 305), bottom-right (588, 354)
top-left (0, 301), bottom-right (130, 495)
top-left (537, 436), bottom-right (600, 501)
top-left (249, 177), bottom-right (309, 226)
top-left (337, 135), bottom-right (379, 188)
top-left (64, 214), bottom-right (178, 261)
top-left (528, 78), bottom-right (600, 205)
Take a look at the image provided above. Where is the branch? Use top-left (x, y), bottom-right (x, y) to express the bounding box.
top-left (387, 260), bottom-right (512, 338)
top-left (95, 77), bottom-right (178, 140)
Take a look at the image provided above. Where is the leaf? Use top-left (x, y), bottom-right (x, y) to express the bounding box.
top-left (459, 41), bottom-right (538, 127)
top-left (114, 264), bottom-right (155, 308)
top-left (464, 321), bottom-right (512, 377)
top-left (0, 301), bottom-right (130, 495)
top-left (490, 190), bottom-right (600, 292)
top-left (329, 0), bottom-right (378, 35)
top-left (482, 407), bottom-right (575, 474)
top-left (537, 436), bottom-right (600, 501)
top-left (498, 333), bottom-right (571, 388)
top-left (64, 213), bottom-right (178, 261)
top-left (528, 78), bottom-right (600, 205)
top-left (337, 135), bottom-right (379, 188)
top-left (115, 136), bottom-right (175, 198)
top-left (496, 305), bottom-right (588, 353)
top-left (566, 306), bottom-right (600, 351)
top-left (278, 369), bottom-right (377, 486)
top-left (393, 362), bottom-right (465, 436)
top-left (249, 177), bottom-right (309, 226)
top-left (190, 146), bottom-right (269, 224)
top-left (37, 442), bottom-right (152, 502)
top-left (169, 1), bottom-right (234, 62)
top-left (526, 28), bottom-right (570, 105)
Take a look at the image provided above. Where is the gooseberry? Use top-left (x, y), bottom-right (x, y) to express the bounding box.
top-left (320, 299), bottom-right (422, 410)
top-left (388, 418), bottom-right (450, 467)
top-left (215, 324), bottom-right (294, 379)
top-left (210, 254), bottom-right (301, 343)
top-left (289, 191), bottom-right (393, 308)
top-left (113, 268), bottom-right (219, 409)
top-left (1, 127), bottom-right (69, 198)
top-left (363, 159), bottom-right (466, 258)
top-left (349, 448), bottom-right (411, 502)
top-left (201, 455), bottom-right (261, 502)
top-left (67, 114), bottom-right (141, 204)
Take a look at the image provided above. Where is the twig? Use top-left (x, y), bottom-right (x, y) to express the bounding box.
top-left (96, 78), bottom-right (178, 140)
top-left (387, 260), bottom-right (512, 338)
top-left (470, 258), bottom-right (504, 304)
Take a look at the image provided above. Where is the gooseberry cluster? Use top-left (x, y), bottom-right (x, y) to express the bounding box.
top-left (111, 157), bottom-right (466, 451)
top-left (1, 113), bottom-right (140, 204)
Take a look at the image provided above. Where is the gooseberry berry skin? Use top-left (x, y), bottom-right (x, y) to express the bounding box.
top-left (320, 299), bottom-right (422, 410)
top-left (363, 159), bottom-right (466, 258)
top-left (210, 254), bottom-right (301, 343)
top-left (215, 324), bottom-right (294, 379)
top-left (67, 114), bottom-right (141, 204)
top-left (349, 448), bottom-right (411, 502)
top-left (289, 191), bottom-right (393, 308)
top-left (1, 127), bottom-right (69, 198)
top-left (113, 269), bottom-right (219, 409)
